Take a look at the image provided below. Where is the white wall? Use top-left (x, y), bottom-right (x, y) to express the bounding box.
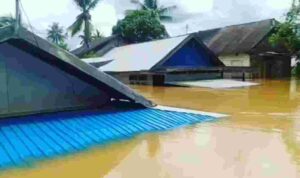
top-left (219, 54), bottom-right (250, 67)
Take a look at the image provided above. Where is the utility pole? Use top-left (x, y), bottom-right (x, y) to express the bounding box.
top-left (186, 24), bottom-right (189, 34)
top-left (15, 0), bottom-right (21, 33)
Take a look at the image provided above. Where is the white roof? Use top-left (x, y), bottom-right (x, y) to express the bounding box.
top-left (100, 35), bottom-right (189, 72)
top-left (166, 79), bottom-right (259, 89)
top-left (81, 57), bottom-right (112, 63)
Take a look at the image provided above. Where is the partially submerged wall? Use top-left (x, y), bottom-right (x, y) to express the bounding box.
top-left (219, 54), bottom-right (250, 67)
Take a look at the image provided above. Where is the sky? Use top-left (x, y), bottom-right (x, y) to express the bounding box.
top-left (0, 0), bottom-right (293, 49)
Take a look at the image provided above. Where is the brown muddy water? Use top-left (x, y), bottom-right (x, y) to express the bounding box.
top-left (1, 79), bottom-right (300, 178)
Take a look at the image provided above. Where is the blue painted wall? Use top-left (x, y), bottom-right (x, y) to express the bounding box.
top-left (160, 39), bottom-right (214, 69)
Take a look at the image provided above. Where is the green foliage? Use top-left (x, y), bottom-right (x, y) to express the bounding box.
top-left (269, 22), bottom-right (300, 54)
top-left (112, 10), bottom-right (168, 43)
top-left (47, 22), bottom-right (69, 51)
top-left (47, 23), bottom-right (67, 44)
top-left (58, 42), bottom-right (69, 51)
top-left (79, 29), bottom-right (104, 44)
top-left (268, 1), bottom-right (300, 77)
top-left (82, 51), bottom-right (98, 58)
top-left (128, 0), bottom-right (176, 21)
top-left (92, 29), bottom-right (104, 40)
top-left (69, 0), bottom-right (101, 47)
top-left (269, 0), bottom-right (300, 55)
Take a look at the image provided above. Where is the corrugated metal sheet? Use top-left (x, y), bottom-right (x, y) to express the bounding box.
top-left (197, 19), bottom-right (275, 55)
top-left (100, 35), bottom-right (189, 72)
top-left (0, 108), bottom-right (217, 169)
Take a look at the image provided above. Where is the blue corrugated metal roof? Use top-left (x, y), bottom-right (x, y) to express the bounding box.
top-left (0, 108), bottom-right (217, 169)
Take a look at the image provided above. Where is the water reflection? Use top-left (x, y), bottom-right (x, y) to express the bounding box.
top-left (0, 139), bottom-right (141, 178)
top-left (132, 79), bottom-right (300, 177)
top-left (146, 134), bottom-right (161, 158)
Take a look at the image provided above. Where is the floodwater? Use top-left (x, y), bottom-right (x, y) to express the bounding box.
top-left (1, 79), bottom-right (300, 178)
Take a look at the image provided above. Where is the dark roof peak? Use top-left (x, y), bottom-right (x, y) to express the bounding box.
top-left (200, 19), bottom-right (276, 33)
top-left (197, 18), bottom-right (277, 55)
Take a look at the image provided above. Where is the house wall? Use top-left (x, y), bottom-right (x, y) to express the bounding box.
top-left (250, 54), bottom-right (291, 78)
top-left (0, 42), bottom-right (110, 117)
top-left (109, 72), bottom-right (222, 85)
top-left (159, 39), bottom-right (214, 69)
top-left (219, 54), bottom-right (250, 67)
top-left (165, 72), bottom-right (222, 82)
top-left (109, 73), bottom-right (157, 85)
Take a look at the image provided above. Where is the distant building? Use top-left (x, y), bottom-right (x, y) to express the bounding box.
top-left (78, 34), bottom-right (225, 85)
top-left (198, 19), bottom-right (291, 78)
top-left (72, 35), bottom-right (125, 58)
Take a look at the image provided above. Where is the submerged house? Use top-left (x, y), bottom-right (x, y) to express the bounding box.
top-left (198, 19), bottom-right (291, 78)
top-left (0, 26), bottom-right (220, 168)
top-left (0, 26), bottom-right (153, 117)
top-left (77, 34), bottom-right (224, 85)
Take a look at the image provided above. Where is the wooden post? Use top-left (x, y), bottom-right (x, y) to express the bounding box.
top-left (221, 70), bottom-right (224, 79)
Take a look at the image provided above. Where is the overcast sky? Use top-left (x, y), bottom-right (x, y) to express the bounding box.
top-left (0, 0), bottom-right (293, 49)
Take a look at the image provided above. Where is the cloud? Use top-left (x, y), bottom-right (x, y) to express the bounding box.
top-left (166, 0), bottom-right (293, 36)
top-left (91, 1), bottom-right (118, 35)
top-left (178, 0), bottom-right (214, 13)
top-left (0, 0), bottom-right (293, 49)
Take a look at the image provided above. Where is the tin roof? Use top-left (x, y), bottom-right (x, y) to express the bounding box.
top-left (0, 108), bottom-right (217, 168)
top-left (198, 19), bottom-right (276, 55)
top-left (0, 26), bottom-right (153, 107)
top-left (101, 35), bottom-right (188, 72)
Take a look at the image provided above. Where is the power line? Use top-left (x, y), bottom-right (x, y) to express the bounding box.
top-left (19, 0), bottom-right (40, 48)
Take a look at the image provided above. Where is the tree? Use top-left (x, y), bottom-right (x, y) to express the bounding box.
top-left (47, 23), bottom-right (66, 45)
top-left (47, 22), bottom-right (69, 50)
top-left (69, 0), bottom-right (101, 47)
top-left (269, 0), bottom-right (300, 54)
top-left (92, 29), bottom-right (104, 40)
top-left (269, 0), bottom-right (300, 75)
top-left (128, 0), bottom-right (176, 21)
top-left (79, 29), bottom-right (103, 45)
top-left (112, 10), bottom-right (168, 43)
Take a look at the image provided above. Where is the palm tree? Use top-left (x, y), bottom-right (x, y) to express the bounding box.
top-left (69, 0), bottom-right (101, 47)
top-left (47, 23), bottom-right (67, 45)
top-left (47, 22), bottom-right (69, 50)
top-left (92, 29), bottom-right (104, 40)
top-left (0, 16), bottom-right (15, 28)
top-left (79, 29), bottom-right (103, 45)
top-left (128, 0), bottom-right (176, 21)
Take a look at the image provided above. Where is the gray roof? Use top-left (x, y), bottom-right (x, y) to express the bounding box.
top-left (71, 35), bottom-right (124, 58)
top-left (0, 25), bottom-right (154, 107)
top-left (198, 19), bottom-right (276, 55)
